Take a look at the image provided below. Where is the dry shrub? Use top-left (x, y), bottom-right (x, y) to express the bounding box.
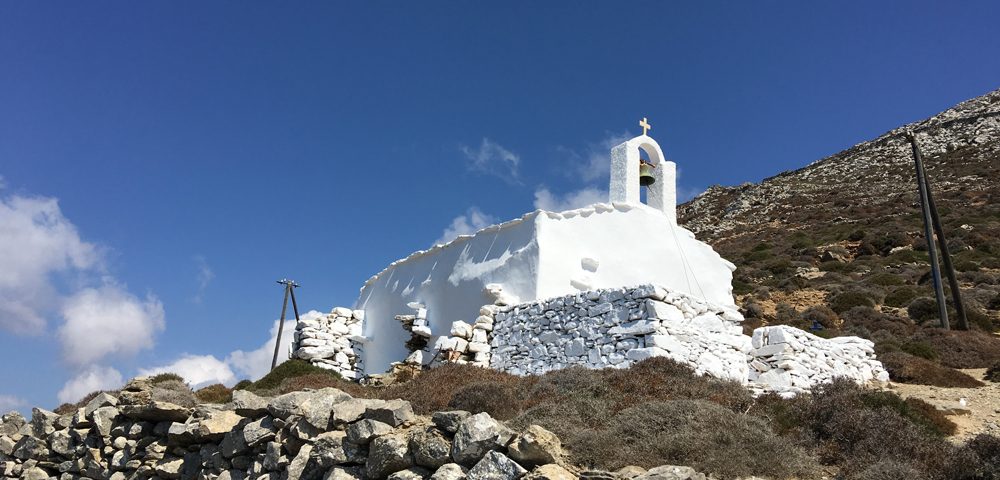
top-left (151, 379), bottom-right (196, 407)
top-left (53, 389), bottom-right (120, 414)
top-left (448, 382), bottom-right (523, 420)
top-left (194, 383), bottom-right (233, 404)
top-left (985, 362), bottom-right (1000, 383)
top-left (830, 290), bottom-right (878, 313)
top-left (880, 352), bottom-right (984, 388)
top-left (565, 400), bottom-right (818, 478)
top-left (765, 380), bottom-right (958, 477)
top-left (914, 328), bottom-right (1000, 368)
top-left (803, 305), bottom-right (841, 329)
top-left (375, 363), bottom-right (526, 415)
top-left (950, 434), bottom-right (1000, 478)
top-left (850, 460), bottom-right (931, 480)
top-left (149, 372), bottom-right (185, 385)
top-left (604, 357), bottom-right (753, 412)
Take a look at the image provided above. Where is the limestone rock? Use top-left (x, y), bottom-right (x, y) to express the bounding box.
top-left (347, 419), bottom-right (394, 445)
top-left (451, 413), bottom-right (509, 465)
top-left (431, 411), bottom-right (470, 434)
top-left (324, 467), bottom-right (365, 480)
top-left (242, 416), bottom-right (277, 448)
top-left (19, 466), bottom-right (50, 480)
top-left (0, 412), bottom-right (26, 437)
top-left (525, 464), bottom-right (576, 480)
top-left (410, 429), bottom-right (452, 469)
top-left (467, 451), bottom-right (527, 480)
top-left (231, 390), bottom-right (269, 418)
top-left (332, 398), bottom-right (388, 426)
top-left (507, 425), bottom-right (561, 467)
top-left (388, 467), bottom-right (433, 480)
top-left (365, 399), bottom-right (415, 427)
top-left (83, 392), bottom-right (118, 417)
top-left (634, 465), bottom-right (706, 480)
top-left (367, 433), bottom-right (413, 479)
top-left (30, 408), bottom-right (59, 438)
top-left (431, 463), bottom-right (469, 480)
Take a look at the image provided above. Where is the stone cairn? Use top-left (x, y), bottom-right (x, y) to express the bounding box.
top-left (749, 325), bottom-right (888, 397)
top-left (0, 376), bottom-right (714, 480)
top-left (291, 308), bottom-right (365, 380)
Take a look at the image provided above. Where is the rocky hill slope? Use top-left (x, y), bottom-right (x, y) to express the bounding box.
top-left (678, 87), bottom-right (1000, 390)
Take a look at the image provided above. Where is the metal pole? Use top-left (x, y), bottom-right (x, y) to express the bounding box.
top-left (922, 163), bottom-right (969, 330)
top-left (270, 283), bottom-right (291, 371)
top-left (907, 133), bottom-right (949, 330)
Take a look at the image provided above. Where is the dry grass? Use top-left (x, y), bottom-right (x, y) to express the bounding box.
top-left (194, 383), bottom-right (233, 404)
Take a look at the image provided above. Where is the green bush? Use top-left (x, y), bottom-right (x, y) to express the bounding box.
top-left (900, 341), bottom-right (939, 361)
top-left (867, 273), bottom-right (905, 286)
top-left (802, 305), bottom-right (840, 329)
top-left (884, 287), bottom-right (919, 308)
top-left (955, 260), bottom-right (981, 272)
top-left (248, 359), bottom-right (345, 394)
top-left (988, 294), bottom-right (1000, 311)
top-left (233, 380), bottom-right (253, 391)
top-left (907, 297), bottom-right (940, 323)
top-left (830, 291), bottom-right (877, 313)
top-left (744, 250), bottom-right (773, 262)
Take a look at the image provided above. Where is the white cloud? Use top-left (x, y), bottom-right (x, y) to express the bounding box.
top-left (0, 394), bottom-right (26, 412)
top-left (533, 186), bottom-right (608, 212)
top-left (0, 194), bottom-right (100, 334)
top-left (556, 131), bottom-right (630, 183)
top-left (435, 207), bottom-right (497, 245)
top-left (192, 256), bottom-right (214, 304)
top-left (139, 354), bottom-right (236, 389)
top-left (226, 312), bottom-right (321, 382)
top-left (461, 138), bottom-right (520, 183)
top-left (58, 285), bottom-right (165, 366)
top-left (57, 365), bottom-right (123, 404)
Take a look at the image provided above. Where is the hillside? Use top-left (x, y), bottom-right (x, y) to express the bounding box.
top-left (679, 88), bottom-right (1000, 385)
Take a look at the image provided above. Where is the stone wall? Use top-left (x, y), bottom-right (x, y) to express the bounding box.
top-left (0, 377), bottom-right (582, 480)
top-left (291, 308), bottom-right (366, 380)
top-left (749, 325), bottom-right (889, 397)
top-left (487, 285), bottom-right (751, 383)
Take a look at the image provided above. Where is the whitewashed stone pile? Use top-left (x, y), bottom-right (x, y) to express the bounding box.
top-left (291, 308), bottom-right (365, 380)
top-left (428, 306), bottom-right (497, 368)
top-left (749, 325), bottom-right (890, 397)
top-left (488, 285), bottom-right (752, 383)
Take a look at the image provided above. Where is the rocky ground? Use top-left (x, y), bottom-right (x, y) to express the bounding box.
top-left (889, 368), bottom-right (1000, 442)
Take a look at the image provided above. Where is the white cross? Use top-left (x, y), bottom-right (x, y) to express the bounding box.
top-left (639, 117), bottom-right (651, 136)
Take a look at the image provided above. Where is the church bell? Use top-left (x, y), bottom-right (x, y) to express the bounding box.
top-left (639, 161), bottom-right (656, 187)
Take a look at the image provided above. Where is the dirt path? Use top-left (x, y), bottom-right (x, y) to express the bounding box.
top-left (886, 368), bottom-right (1000, 442)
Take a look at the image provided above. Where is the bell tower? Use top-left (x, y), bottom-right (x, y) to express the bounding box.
top-left (609, 118), bottom-right (678, 223)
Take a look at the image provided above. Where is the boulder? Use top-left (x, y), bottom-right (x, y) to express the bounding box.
top-left (524, 464), bottom-right (576, 480)
top-left (410, 429), bottom-right (452, 469)
top-left (0, 412), bottom-right (26, 437)
top-left (90, 406), bottom-right (119, 437)
top-left (231, 390), bottom-right (269, 418)
top-left (431, 411), bottom-right (470, 434)
top-left (83, 392), bottom-right (119, 417)
top-left (242, 416), bottom-right (277, 448)
top-left (431, 463), bottom-right (470, 480)
top-left (365, 399), bottom-right (415, 427)
top-left (331, 399), bottom-right (388, 426)
top-left (195, 409), bottom-right (242, 442)
top-left (347, 419), bottom-right (393, 445)
top-left (507, 425), bottom-right (561, 467)
top-left (30, 408), bottom-right (59, 438)
top-left (451, 413), bottom-right (510, 465)
top-left (387, 467), bottom-right (433, 480)
top-left (634, 465), bottom-right (706, 480)
top-left (324, 467), bottom-right (365, 480)
top-left (367, 434), bottom-right (413, 479)
top-left (154, 458), bottom-right (184, 479)
top-left (300, 389), bottom-right (354, 430)
top-left (286, 443), bottom-right (314, 480)
top-left (19, 466), bottom-right (50, 480)
top-left (468, 451), bottom-right (527, 480)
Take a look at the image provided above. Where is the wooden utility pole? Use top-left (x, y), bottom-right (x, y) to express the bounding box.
top-left (907, 133), bottom-right (949, 330)
top-left (916, 143), bottom-right (969, 330)
top-left (271, 279), bottom-right (301, 371)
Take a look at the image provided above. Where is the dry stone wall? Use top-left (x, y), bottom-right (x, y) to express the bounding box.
top-left (0, 377), bottom-right (711, 480)
top-left (487, 285), bottom-right (751, 383)
top-left (749, 325), bottom-right (889, 397)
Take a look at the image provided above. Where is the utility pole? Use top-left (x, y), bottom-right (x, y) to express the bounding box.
top-left (907, 133), bottom-right (949, 330)
top-left (916, 141), bottom-right (969, 330)
top-left (271, 279), bottom-right (301, 371)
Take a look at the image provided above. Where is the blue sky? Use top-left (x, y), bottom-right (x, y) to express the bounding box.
top-left (2, 1), bottom-right (999, 412)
